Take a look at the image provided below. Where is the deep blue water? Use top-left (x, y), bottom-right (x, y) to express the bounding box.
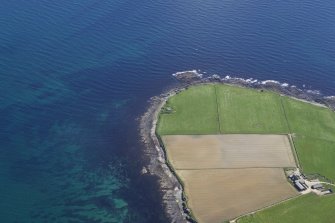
top-left (1, 1), bottom-right (335, 222)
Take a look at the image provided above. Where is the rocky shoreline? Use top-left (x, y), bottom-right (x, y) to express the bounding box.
top-left (139, 71), bottom-right (335, 223)
top-left (140, 84), bottom-right (189, 223)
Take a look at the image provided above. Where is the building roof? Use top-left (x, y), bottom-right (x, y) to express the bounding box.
top-left (311, 183), bottom-right (323, 189)
top-left (294, 181), bottom-right (305, 191)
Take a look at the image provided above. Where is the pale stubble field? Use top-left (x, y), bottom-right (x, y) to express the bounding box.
top-left (162, 134), bottom-right (298, 223)
top-left (178, 168), bottom-right (298, 223)
top-left (162, 134), bottom-right (296, 169)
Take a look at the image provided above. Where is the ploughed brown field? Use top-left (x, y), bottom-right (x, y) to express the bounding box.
top-left (162, 134), bottom-right (298, 223)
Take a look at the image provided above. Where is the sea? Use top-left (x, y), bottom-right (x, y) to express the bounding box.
top-left (1, 0), bottom-right (335, 222)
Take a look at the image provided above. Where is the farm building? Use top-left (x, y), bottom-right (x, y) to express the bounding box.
top-left (321, 189), bottom-right (333, 195)
top-left (294, 180), bottom-right (306, 191)
top-left (288, 174), bottom-right (299, 181)
top-left (311, 184), bottom-right (324, 190)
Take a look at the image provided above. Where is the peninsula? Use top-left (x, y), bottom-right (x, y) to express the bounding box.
top-left (142, 78), bottom-right (335, 223)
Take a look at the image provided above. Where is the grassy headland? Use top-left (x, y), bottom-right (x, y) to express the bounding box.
top-left (157, 83), bottom-right (335, 222)
top-left (158, 84), bottom-right (335, 182)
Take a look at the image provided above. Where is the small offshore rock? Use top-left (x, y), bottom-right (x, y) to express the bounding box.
top-left (141, 167), bottom-right (148, 175)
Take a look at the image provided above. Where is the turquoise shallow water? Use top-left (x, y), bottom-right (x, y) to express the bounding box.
top-left (1, 0), bottom-right (335, 222)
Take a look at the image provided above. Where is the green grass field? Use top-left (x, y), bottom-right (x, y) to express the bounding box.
top-left (281, 97), bottom-right (335, 141)
top-left (281, 97), bottom-right (335, 181)
top-left (238, 194), bottom-right (335, 223)
top-left (157, 85), bottom-right (219, 135)
top-left (216, 85), bottom-right (289, 133)
top-left (292, 136), bottom-right (335, 181)
top-left (157, 84), bottom-right (289, 135)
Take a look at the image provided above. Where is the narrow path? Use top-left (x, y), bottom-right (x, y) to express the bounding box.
top-left (319, 181), bottom-right (335, 187)
top-left (214, 84), bottom-right (222, 133)
top-left (176, 167), bottom-right (287, 171)
top-left (280, 96), bottom-right (301, 168)
top-left (279, 96), bottom-right (292, 134)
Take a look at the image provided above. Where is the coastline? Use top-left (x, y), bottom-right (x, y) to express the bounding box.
top-left (140, 84), bottom-right (189, 222)
top-left (139, 71), bottom-right (335, 223)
